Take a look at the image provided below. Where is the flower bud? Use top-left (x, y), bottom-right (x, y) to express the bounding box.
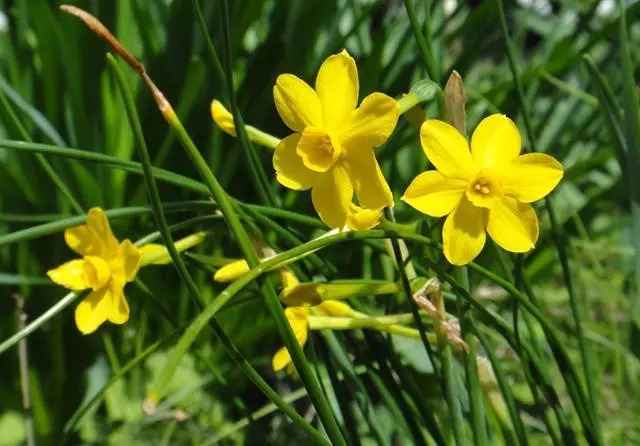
top-left (213, 259), bottom-right (249, 283)
top-left (210, 99), bottom-right (236, 136)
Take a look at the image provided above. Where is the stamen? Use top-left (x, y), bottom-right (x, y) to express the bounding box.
top-left (473, 181), bottom-right (491, 195)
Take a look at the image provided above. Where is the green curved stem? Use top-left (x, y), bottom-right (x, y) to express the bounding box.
top-left (109, 54), bottom-right (327, 445)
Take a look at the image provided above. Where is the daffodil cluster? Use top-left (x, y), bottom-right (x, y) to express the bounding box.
top-left (51, 49), bottom-right (564, 338)
top-left (212, 49), bottom-right (564, 266)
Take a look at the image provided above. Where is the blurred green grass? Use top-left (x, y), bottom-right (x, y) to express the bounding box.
top-left (0, 0), bottom-right (639, 444)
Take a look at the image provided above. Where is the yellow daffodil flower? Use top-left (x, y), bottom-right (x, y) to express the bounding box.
top-left (272, 300), bottom-right (354, 372)
top-left (47, 208), bottom-right (141, 334)
top-left (272, 49), bottom-right (398, 228)
top-left (402, 114), bottom-right (563, 265)
top-left (47, 208), bottom-right (205, 334)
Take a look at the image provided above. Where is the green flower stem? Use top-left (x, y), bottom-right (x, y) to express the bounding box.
top-left (164, 105), bottom-right (343, 444)
top-left (108, 54), bottom-right (327, 445)
top-left (495, 1), bottom-right (600, 442)
top-left (308, 313), bottom-right (437, 344)
top-left (0, 201), bottom-right (214, 247)
top-left (203, 387), bottom-right (310, 445)
top-left (0, 140), bottom-right (210, 195)
top-left (383, 211), bottom-right (436, 363)
top-left (402, 0), bottom-right (438, 82)
top-left (397, 92), bottom-right (421, 115)
top-left (431, 279), bottom-right (466, 446)
top-left (191, 0), bottom-right (227, 96)
top-left (0, 88), bottom-right (83, 214)
top-left (219, 0), bottom-right (276, 207)
top-left (0, 291), bottom-right (79, 356)
top-left (457, 270), bottom-right (487, 446)
top-left (473, 320), bottom-right (528, 446)
top-left (138, 231), bottom-right (208, 266)
top-left (618, 0), bottom-right (640, 322)
top-left (245, 126), bottom-right (281, 149)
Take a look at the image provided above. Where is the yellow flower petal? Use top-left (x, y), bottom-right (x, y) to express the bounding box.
top-left (315, 300), bottom-right (353, 317)
top-left (83, 256), bottom-right (112, 291)
top-left (87, 207), bottom-right (119, 258)
top-left (279, 269), bottom-right (300, 290)
top-left (273, 74), bottom-right (322, 132)
top-left (402, 170), bottom-right (466, 217)
top-left (64, 224), bottom-right (96, 256)
top-left (285, 306), bottom-right (310, 341)
top-left (442, 196), bottom-right (487, 265)
top-left (273, 306), bottom-right (310, 372)
top-left (340, 92), bottom-right (398, 151)
top-left (420, 120), bottom-right (477, 180)
top-left (296, 127), bottom-right (342, 172)
top-left (108, 290), bottom-right (130, 325)
top-left (470, 114), bottom-right (521, 169)
top-left (210, 99), bottom-right (236, 136)
top-left (273, 134), bottom-right (319, 190)
top-left (487, 198), bottom-right (538, 253)
top-left (343, 148), bottom-right (393, 209)
top-left (74, 286), bottom-right (112, 334)
top-left (498, 153), bottom-right (564, 203)
top-left (47, 259), bottom-right (88, 290)
top-left (118, 240), bottom-right (142, 282)
top-left (315, 49), bottom-right (358, 131)
top-left (213, 259), bottom-right (250, 283)
top-left (311, 164), bottom-right (353, 228)
top-left (346, 204), bottom-right (382, 231)
top-left (272, 346), bottom-right (293, 372)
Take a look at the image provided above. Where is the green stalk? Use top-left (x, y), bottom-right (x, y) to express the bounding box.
top-left (617, 0), bottom-right (640, 322)
top-left (203, 387), bottom-right (310, 445)
top-left (0, 140), bottom-right (211, 195)
top-left (0, 88), bottom-right (83, 213)
top-left (472, 321), bottom-right (528, 446)
top-left (384, 211), bottom-right (437, 365)
top-left (323, 332), bottom-right (387, 445)
top-left (108, 54), bottom-right (327, 445)
top-left (0, 202), bottom-right (214, 247)
top-left (0, 292), bottom-right (79, 356)
top-left (218, 0), bottom-right (276, 207)
top-left (494, 1), bottom-right (599, 442)
top-left (434, 279), bottom-right (466, 446)
top-left (458, 271), bottom-right (488, 446)
top-left (164, 108), bottom-right (344, 444)
top-left (191, 0), bottom-right (227, 95)
top-left (402, 0), bottom-right (438, 82)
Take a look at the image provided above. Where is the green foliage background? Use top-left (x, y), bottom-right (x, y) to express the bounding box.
top-left (0, 0), bottom-right (639, 444)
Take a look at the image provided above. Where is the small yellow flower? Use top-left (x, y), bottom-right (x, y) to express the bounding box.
top-left (272, 49), bottom-right (398, 228)
top-left (47, 208), bottom-right (141, 334)
top-left (272, 300), bottom-right (353, 372)
top-left (402, 114), bottom-right (563, 265)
